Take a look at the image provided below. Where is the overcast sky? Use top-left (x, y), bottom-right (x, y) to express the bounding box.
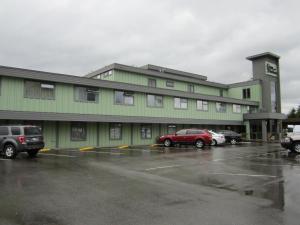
top-left (0, 0), bottom-right (299, 113)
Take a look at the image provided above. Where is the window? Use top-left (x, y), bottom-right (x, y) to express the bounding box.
top-left (187, 84), bottom-right (194, 93)
top-left (246, 106), bottom-right (250, 113)
top-left (71, 122), bottom-right (87, 141)
top-left (147, 94), bottom-right (163, 107)
top-left (115, 91), bottom-right (134, 105)
top-left (74, 86), bottom-right (99, 103)
top-left (176, 129), bottom-right (187, 135)
top-left (148, 78), bottom-right (156, 88)
top-left (167, 125), bottom-right (177, 134)
top-left (197, 100), bottom-right (208, 111)
top-left (187, 129), bottom-right (204, 134)
top-left (0, 127), bottom-right (8, 135)
top-left (11, 127), bottom-right (21, 135)
top-left (166, 80), bottom-right (174, 87)
top-left (110, 123), bottom-right (122, 140)
top-left (141, 125), bottom-right (152, 139)
top-left (24, 80), bottom-right (55, 100)
top-left (216, 102), bottom-right (226, 113)
top-left (24, 127), bottom-right (42, 135)
top-left (242, 88), bottom-right (251, 99)
top-left (174, 97), bottom-right (188, 109)
top-left (271, 81), bottom-right (277, 112)
top-left (233, 104), bottom-right (241, 113)
top-left (219, 89), bottom-right (224, 97)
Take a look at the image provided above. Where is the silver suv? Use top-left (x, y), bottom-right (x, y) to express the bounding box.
top-left (0, 125), bottom-right (44, 159)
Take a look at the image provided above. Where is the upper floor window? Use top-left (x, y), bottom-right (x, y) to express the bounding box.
top-left (174, 97), bottom-right (188, 109)
top-left (24, 80), bottom-right (55, 100)
top-left (219, 89), bottom-right (224, 97)
top-left (216, 102), bottom-right (226, 113)
top-left (233, 104), bottom-right (241, 113)
top-left (166, 80), bottom-right (174, 87)
top-left (148, 78), bottom-right (156, 88)
top-left (110, 123), bottom-right (122, 140)
top-left (243, 88), bottom-right (251, 99)
top-left (141, 125), bottom-right (152, 139)
top-left (74, 86), bottom-right (99, 103)
top-left (71, 122), bottom-right (87, 141)
top-left (147, 94), bottom-right (163, 107)
top-left (115, 91), bottom-right (134, 105)
top-left (187, 84), bottom-right (194, 93)
top-left (197, 100), bottom-right (208, 111)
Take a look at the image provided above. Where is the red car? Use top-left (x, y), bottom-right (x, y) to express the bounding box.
top-left (159, 129), bottom-right (212, 148)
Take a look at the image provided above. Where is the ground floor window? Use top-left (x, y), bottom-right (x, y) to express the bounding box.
top-left (110, 123), bottom-right (122, 140)
top-left (71, 122), bottom-right (87, 141)
top-left (141, 125), bottom-right (152, 139)
top-left (167, 125), bottom-right (177, 134)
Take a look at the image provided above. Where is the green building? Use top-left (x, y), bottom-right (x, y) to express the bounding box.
top-left (0, 52), bottom-right (286, 149)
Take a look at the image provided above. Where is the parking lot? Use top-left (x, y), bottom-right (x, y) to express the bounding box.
top-left (1, 143), bottom-right (300, 225)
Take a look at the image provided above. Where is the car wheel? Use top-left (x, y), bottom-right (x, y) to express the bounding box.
top-left (211, 139), bottom-right (217, 146)
top-left (3, 144), bottom-right (17, 159)
top-left (293, 143), bottom-right (300, 153)
top-left (27, 149), bottom-right (39, 158)
top-left (195, 139), bottom-right (204, 148)
top-left (230, 139), bottom-right (237, 145)
top-left (164, 139), bottom-right (172, 147)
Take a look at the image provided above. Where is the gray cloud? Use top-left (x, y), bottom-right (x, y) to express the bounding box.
top-left (0, 0), bottom-right (299, 113)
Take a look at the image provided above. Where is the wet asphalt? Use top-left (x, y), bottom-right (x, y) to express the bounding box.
top-left (1, 143), bottom-right (300, 225)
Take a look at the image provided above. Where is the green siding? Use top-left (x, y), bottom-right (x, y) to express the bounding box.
top-left (228, 84), bottom-right (262, 106)
top-left (43, 121), bottom-right (56, 148)
top-left (112, 70), bottom-right (224, 96)
top-left (0, 77), bottom-right (250, 121)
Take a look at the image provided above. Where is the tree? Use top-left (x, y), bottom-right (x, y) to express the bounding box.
top-left (296, 105), bottom-right (300, 118)
top-left (288, 107), bottom-right (297, 118)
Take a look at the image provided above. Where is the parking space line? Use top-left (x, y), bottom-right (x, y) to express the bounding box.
top-left (145, 164), bottom-right (182, 171)
top-left (207, 172), bottom-right (277, 178)
top-left (40, 153), bottom-right (78, 158)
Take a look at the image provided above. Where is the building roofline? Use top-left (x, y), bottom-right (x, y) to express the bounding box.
top-left (246, 52), bottom-right (280, 61)
top-left (228, 79), bottom-right (261, 88)
top-left (140, 64), bottom-right (207, 81)
top-left (85, 63), bottom-right (227, 89)
top-left (0, 65), bottom-right (259, 106)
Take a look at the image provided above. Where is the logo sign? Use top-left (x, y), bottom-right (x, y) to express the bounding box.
top-left (265, 62), bottom-right (278, 76)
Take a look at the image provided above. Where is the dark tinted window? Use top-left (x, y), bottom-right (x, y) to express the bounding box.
top-left (187, 130), bottom-right (204, 134)
top-left (71, 123), bottom-right (86, 141)
top-left (11, 127), bottom-right (21, 135)
top-left (176, 129), bottom-right (187, 135)
top-left (0, 127), bottom-right (9, 135)
top-left (24, 127), bottom-right (41, 135)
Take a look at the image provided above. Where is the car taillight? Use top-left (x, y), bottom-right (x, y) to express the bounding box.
top-left (17, 136), bottom-right (26, 144)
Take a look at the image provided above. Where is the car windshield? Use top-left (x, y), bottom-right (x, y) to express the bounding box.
top-left (24, 127), bottom-right (42, 135)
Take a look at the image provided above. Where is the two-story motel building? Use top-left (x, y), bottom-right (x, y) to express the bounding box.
top-left (0, 52), bottom-right (286, 148)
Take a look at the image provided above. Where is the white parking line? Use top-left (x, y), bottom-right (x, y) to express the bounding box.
top-left (208, 172), bottom-right (277, 178)
top-left (40, 153), bottom-right (77, 158)
top-left (145, 164), bottom-right (182, 171)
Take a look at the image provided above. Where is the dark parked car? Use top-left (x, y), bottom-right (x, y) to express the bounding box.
top-left (0, 125), bottom-right (44, 159)
top-left (158, 129), bottom-right (212, 148)
top-left (217, 130), bottom-right (242, 145)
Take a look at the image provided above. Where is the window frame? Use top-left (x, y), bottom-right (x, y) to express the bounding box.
top-left (114, 90), bottom-right (134, 106)
top-left (146, 94), bottom-right (163, 108)
top-left (70, 122), bottom-right (87, 141)
top-left (109, 123), bottom-right (122, 140)
top-left (242, 88), bottom-right (251, 99)
top-left (140, 124), bottom-right (152, 139)
top-left (196, 100), bottom-right (208, 111)
top-left (24, 80), bottom-right (56, 100)
top-left (166, 80), bottom-right (174, 87)
top-left (232, 104), bottom-right (242, 113)
top-left (174, 97), bottom-right (188, 109)
top-left (148, 78), bottom-right (157, 88)
top-left (74, 86), bottom-right (99, 103)
top-left (216, 102), bottom-right (227, 113)
top-left (187, 84), bottom-right (195, 93)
